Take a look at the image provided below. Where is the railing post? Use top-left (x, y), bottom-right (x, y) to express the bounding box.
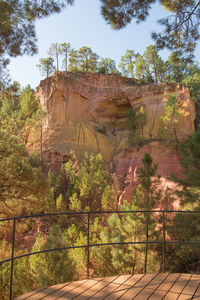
top-left (144, 211), bottom-right (149, 274)
top-left (87, 212), bottom-right (90, 279)
top-left (162, 211), bottom-right (166, 273)
top-left (10, 218), bottom-right (16, 300)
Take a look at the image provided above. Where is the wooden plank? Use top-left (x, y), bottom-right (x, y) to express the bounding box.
top-left (101, 276), bottom-right (118, 283)
top-left (27, 280), bottom-right (86, 300)
top-left (164, 273), bottom-right (191, 300)
top-left (178, 275), bottom-right (200, 300)
top-left (103, 284), bottom-right (132, 300)
top-left (54, 279), bottom-right (99, 300)
top-left (123, 274), bottom-right (145, 286)
top-left (74, 277), bottom-right (118, 299)
top-left (134, 273), bottom-right (169, 300)
top-left (14, 287), bottom-right (51, 300)
top-left (112, 274), bottom-right (132, 285)
top-left (103, 274), bottom-right (144, 300)
top-left (120, 274), bottom-right (157, 299)
top-left (193, 279), bottom-right (200, 299)
top-left (87, 282), bottom-right (120, 299)
top-left (16, 273), bottom-right (200, 300)
top-left (148, 273), bottom-right (180, 300)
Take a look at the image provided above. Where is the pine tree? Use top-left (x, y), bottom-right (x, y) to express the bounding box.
top-left (29, 224), bottom-right (75, 287)
top-left (119, 50), bottom-right (138, 78)
top-left (135, 54), bottom-right (153, 83)
top-left (144, 45), bottom-right (164, 83)
top-left (68, 49), bottom-right (80, 72)
top-left (136, 153), bottom-right (159, 273)
top-left (167, 52), bottom-right (186, 83)
top-left (48, 43), bottom-right (62, 70)
top-left (98, 58), bottom-right (119, 74)
top-left (36, 57), bottom-right (55, 78)
top-left (0, 87), bottom-right (49, 220)
top-left (161, 94), bottom-right (183, 144)
top-left (60, 42), bottom-right (71, 72)
top-left (96, 154), bottom-right (160, 276)
top-left (100, 1), bottom-right (200, 54)
top-left (69, 47), bottom-right (99, 72)
top-left (64, 153), bottom-right (114, 211)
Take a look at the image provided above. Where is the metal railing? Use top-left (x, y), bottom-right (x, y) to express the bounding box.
top-left (0, 209), bottom-right (200, 300)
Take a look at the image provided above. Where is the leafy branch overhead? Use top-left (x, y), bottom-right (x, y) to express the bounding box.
top-left (100, 0), bottom-right (200, 53)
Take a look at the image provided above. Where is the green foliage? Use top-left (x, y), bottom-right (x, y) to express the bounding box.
top-left (69, 46), bottom-right (99, 73)
top-left (98, 57), bottom-right (119, 74)
top-left (0, 258), bottom-right (34, 300)
top-left (127, 107), bottom-right (146, 130)
top-left (96, 208), bottom-right (145, 276)
top-left (36, 57), bottom-right (55, 78)
top-left (0, 0), bottom-right (74, 85)
top-left (136, 154), bottom-right (158, 205)
top-left (168, 127), bottom-right (200, 272)
top-left (30, 224), bottom-right (75, 287)
top-left (96, 197), bottom-right (159, 275)
top-left (19, 85), bottom-right (40, 120)
top-left (0, 84), bottom-right (48, 220)
top-left (182, 73), bottom-right (200, 103)
top-left (136, 154), bottom-right (161, 273)
top-left (160, 94), bottom-right (183, 144)
top-left (144, 45), bottom-right (165, 83)
top-left (126, 106), bottom-right (147, 145)
top-left (101, 1), bottom-right (200, 54)
top-left (64, 153), bottom-right (114, 211)
top-left (0, 1), bottom-right (74, 58)
top-left (135, 54), bottom-right (153, 83)
top-left (48, 43), bottom-right (62, 70)
top-left (165, 207), bottom-right (200, 273)
top-left (182, 73), bottom-right (200, 127)
top-left (166, 52), bottom-right (186, 83)
top-left (119, 50), bottom-right (138, 78)
top-left (0, 115), bottom-right (48, 219)
top-left (45, 168), bottom-right (66, 212)
top-left (96, 154), bottom-right (161, 275)
top-left (126, 108), bottom-right (137, 129)
top-left (64, 222), bottom-right (87, 275)
top-left (178, 125), bottom-right (200, 189)
top-left (35, 41), bottom-right (200, 88)
top-left (60, 42), bottom-right (71, 72)
top-left (0, 240), bottom-right (34, 299)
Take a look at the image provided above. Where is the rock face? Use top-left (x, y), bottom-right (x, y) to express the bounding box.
top-left (27, 72), bottom-right (195, 204)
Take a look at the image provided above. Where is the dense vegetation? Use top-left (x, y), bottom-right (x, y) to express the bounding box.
top-left (1, 1), bottom-right (200, 298)
top-left (1, 53), bottom-right (200, 298)
top-left (1, 52), bottom-right (200, 298)
top-left (2, 1), bottom-right (200, 89)
top-left (37, 43), bottom-right (200, 85)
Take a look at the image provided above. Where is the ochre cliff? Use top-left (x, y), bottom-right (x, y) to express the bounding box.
top-left (27, 71), bottom-right (195, 205)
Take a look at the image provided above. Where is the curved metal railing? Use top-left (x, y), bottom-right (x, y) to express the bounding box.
top-left (1, 210), bottom-right (200, 300)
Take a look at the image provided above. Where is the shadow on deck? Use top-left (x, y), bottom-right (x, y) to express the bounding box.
top-left (15, 273), bottom-right (200, 299)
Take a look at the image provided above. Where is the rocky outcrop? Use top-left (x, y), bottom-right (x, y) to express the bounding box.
top-left (114, 142), bottom-right (183, 207)
top-left (27, 72), bottom-right (195, 204)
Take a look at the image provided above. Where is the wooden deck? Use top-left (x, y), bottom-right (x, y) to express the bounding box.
top-left (15, 273), bottom-right (200, 300)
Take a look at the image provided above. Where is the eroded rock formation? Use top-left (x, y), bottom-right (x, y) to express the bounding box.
top-left (27, 71), bottom-right (195, 205)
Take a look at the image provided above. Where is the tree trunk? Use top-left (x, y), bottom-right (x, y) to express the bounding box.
top-left (56, 54), bottom-right (59, 70)
top-left (65, 53), bottom-right (68, 73)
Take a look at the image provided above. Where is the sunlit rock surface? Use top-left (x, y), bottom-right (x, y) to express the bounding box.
top-left (27, 72), bottom-right (195, 204)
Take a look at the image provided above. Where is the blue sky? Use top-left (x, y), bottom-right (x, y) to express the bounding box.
top-left (8, 0), bottom-right (200, 88)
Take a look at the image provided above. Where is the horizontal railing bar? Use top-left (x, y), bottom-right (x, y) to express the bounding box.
top-left (1, 240), bottom-right (200, 265)
top-left (1, 210), bottom-right (200, 222)
top-left (3, 209), bottom-right (200, 299)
